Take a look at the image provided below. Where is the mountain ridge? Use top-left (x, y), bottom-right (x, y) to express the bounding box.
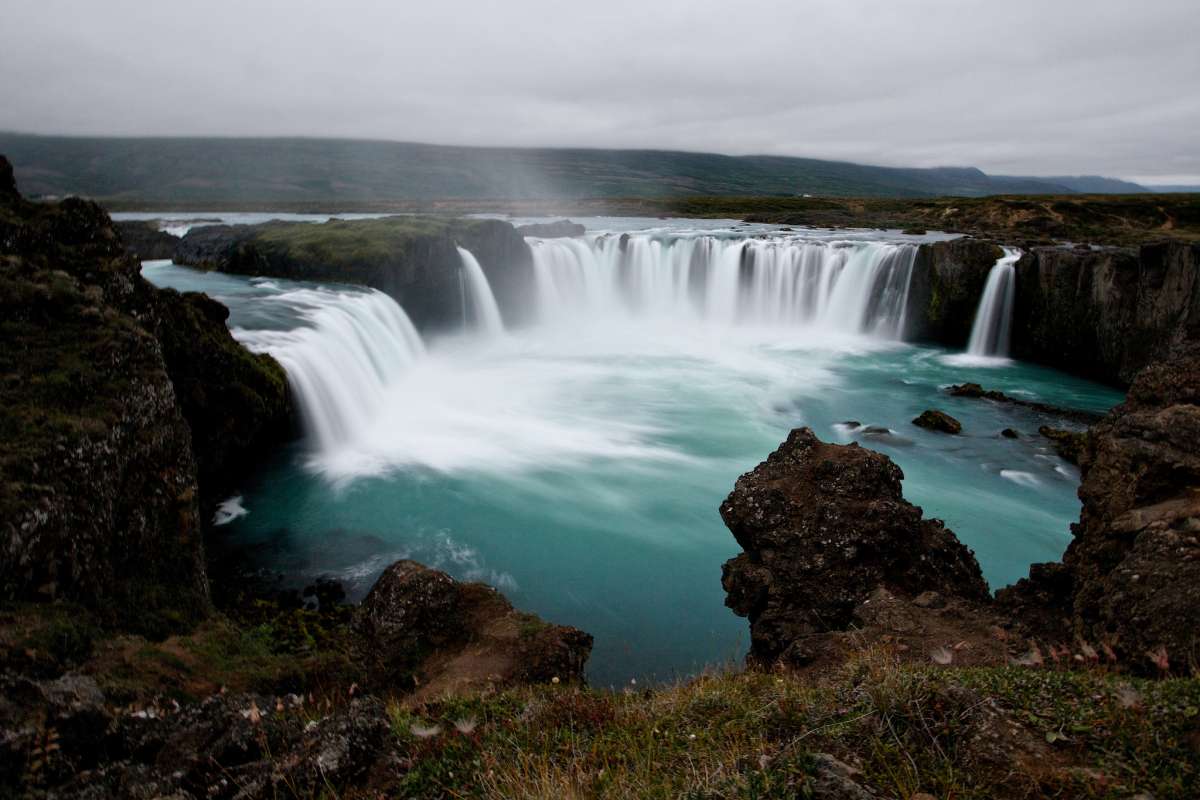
top-left (0, 131), bottom-right (1149, 205)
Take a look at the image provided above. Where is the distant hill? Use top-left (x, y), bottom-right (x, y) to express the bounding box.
top-left (1015, 175), bottom-right (1151, 194)
top-left (0, 132), bottom-right (1146, 206)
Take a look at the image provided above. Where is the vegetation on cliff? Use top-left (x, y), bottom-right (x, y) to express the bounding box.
top-left (172, 215), bottom-right (535, 330)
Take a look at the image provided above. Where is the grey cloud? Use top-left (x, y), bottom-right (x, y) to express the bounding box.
top-left (2, 0), bottom-right (1197, 182)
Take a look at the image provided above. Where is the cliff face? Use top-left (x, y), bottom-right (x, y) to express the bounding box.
top-left (905, 238), bottom-right (1004, 345)
top-left (173, 216), bottom-right (536, 331)
top-left (908, 238), bottom-right (1200, 385)
top-left (0, 157), bottom-right (292, 632)
top-left (1011, 242), bottom-right (1200, 385)
top-left (1, 172), bottom-right (209, 632)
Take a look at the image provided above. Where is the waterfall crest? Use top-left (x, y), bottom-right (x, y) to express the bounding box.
top-left (233, 288), bottom-right (425, 453)
top-left (528, 235), bottom-right (918, 338)
top-left (457, 246), bottom-right (505, 334)
top-left (966, 248), bottom-right (1021, 357)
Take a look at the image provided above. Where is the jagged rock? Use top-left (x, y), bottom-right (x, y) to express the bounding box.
top-left (0, 192), bottom-right (209, 632)
top-left (1064, 343), bottom-right (1200, 669)
top-left (516, 219), bottom-right (586, 238)
top-left (114, 220), bottom-right (180, 260)
top-left (912, 409), bottom-right (962, 434)
top-left (1002, 343), bottom-right (1200, 671)
top-left (358, 560), bottom-right (592, 695)
top-left (720, 428), bottom-right (989, 666)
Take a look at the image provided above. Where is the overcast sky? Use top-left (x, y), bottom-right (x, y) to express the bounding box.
top-left (3, 0), bottom-right (1198, 183)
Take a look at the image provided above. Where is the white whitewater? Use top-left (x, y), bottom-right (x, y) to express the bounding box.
top-left (233, 288), bottom-right (425, 455)
top-left (527, 235), bottom-right (918, 338)
top-left (457, 246), bottom-right (505, 334)
top-left (966, 247), bottom-right (1021, 357)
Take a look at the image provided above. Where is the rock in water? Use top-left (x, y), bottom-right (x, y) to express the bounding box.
top-left (720, 427), bottom-right (989, 666)
top-left (912, 409), bottom-right (962, 434)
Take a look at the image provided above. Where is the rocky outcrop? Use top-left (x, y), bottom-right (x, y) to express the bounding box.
top-left (114, 220), bottom-right (180, 260)
top-left (1000, 343), bottom-right (1200, 671)
top-left (1, 185), bottom-right (209, 633)
top-left (359, 560), bottom-right (592, 699)
top-left (905, 238), bottom-right (1004, 344)
top-left (516, 219), bottom-right (586, 238)
top-left (173, 216), bottom-right (537, 331)
top-left (720, 428), bottom-right (990, 666)
top-left (0, 156), bottom-right (291, 632)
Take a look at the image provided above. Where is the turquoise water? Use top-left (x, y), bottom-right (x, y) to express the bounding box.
top-left (142, 238), bottom-right (1122, 687)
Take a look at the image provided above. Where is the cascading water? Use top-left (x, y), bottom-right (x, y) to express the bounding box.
top-left (966, 247), bottom-right (1021, 357)
top-left (457, 246), bottom-right (505, 334)
top-left (527, 235), bottom-right (918, 337)
top-left (233, 288), bottom-right (425, 455)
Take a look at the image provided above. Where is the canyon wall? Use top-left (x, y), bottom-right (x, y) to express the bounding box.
top-left (909, 238), bottom-right (1200, 385)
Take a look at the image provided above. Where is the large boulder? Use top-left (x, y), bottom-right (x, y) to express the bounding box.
top-left (720, 428), bottom-right (990, 666)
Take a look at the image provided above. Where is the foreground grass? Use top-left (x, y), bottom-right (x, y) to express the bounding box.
top-left (382, 650), bottom-right (1199, 799)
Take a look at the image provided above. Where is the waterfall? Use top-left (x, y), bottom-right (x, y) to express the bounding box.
top-left (527, 235), bottom-right (918, 338)
top-left (966, 247), bottom-right (1021, 357)
top-left (232, 288), bottom-right (425, 454)
top-left (457, 246), bottom-right (505, 334)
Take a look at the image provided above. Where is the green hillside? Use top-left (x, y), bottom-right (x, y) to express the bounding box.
top-left (0, 132), bottom-right (1107, 206)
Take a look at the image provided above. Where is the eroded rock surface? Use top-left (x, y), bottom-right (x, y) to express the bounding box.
top-left (1001, 342), bottom-right (1200, 669)
top-left (720, 427), bottom-right (990, 666)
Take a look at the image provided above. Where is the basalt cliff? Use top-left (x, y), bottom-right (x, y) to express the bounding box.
top-left (908, 238), bottom-right (1200, 385)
